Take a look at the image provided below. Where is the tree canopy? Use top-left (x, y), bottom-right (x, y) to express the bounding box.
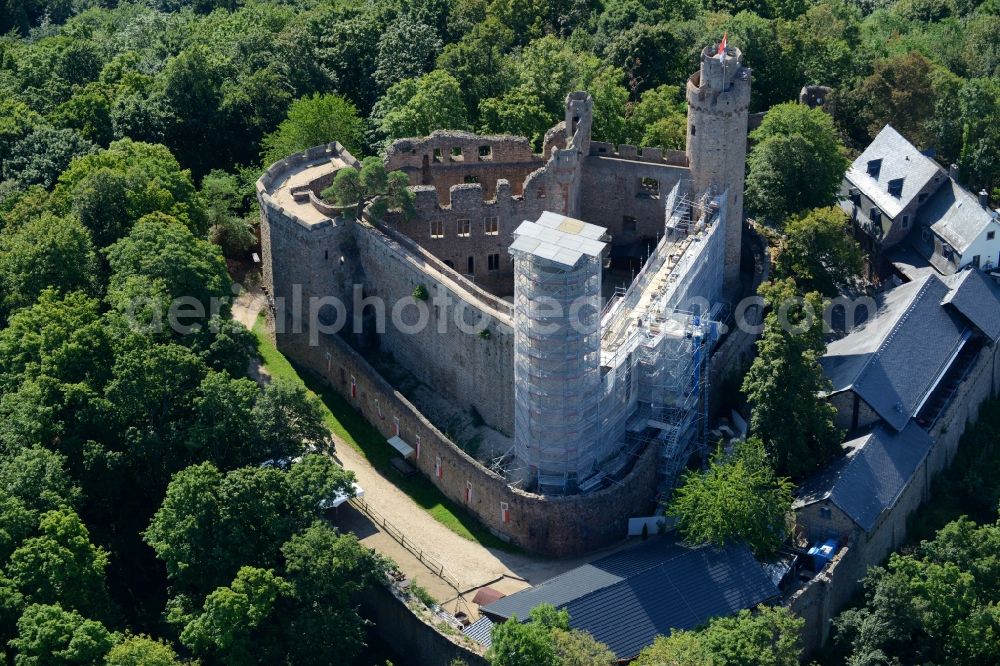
top-left (745, 103), bottom-right (849, 225)
top-left (742, 279), bottom-right (842, 479)
top-left (776, 206), bottom-right (864, 296)
top-left (633, 606), bottom-right (803, 666)
top-left (667, 437), bottom-right (794, 556)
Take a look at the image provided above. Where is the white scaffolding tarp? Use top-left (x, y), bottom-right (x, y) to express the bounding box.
top-left (387, 436), bottom-right (415, 459)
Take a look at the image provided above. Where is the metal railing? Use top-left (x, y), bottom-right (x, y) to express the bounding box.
top-left (349, 497), bottom-right (463, 592)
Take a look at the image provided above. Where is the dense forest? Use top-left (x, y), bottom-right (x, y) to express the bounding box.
top-left (0, 0), bottom-right (998, 663)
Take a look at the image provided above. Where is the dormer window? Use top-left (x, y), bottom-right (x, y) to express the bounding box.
top-left (867, 159), bottom-right (882, 178)
top-left (888, 178), bottom-right (904, 198)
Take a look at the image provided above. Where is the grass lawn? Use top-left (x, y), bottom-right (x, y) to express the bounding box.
top-left (251, 315), bottom-right (516, 552)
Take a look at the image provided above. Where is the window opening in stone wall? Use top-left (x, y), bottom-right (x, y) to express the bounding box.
top-left (488, 253), bottom-right (500, 271)
top-left (479, 145), bottom-right (493, 160)
top-left (467, 256), bottom-right (475, 274)
top-left (485, 217), bottom-right (499, 235)
top-left (690, 124), bottom-right (696, 136)
top-left (458, 219), bottom-right (471, 237)
top-left (464, 175), bottom-right (480, 185)
top-left (433, 148), bottom-right (443, 163)
top-left (430, 220), bottom-right (444, 238)
top-left (451, 146), bottom-right (463, 161)
top-left (639, 177), bottom-right (660, 198)
top-left (324, 249), bottom-right (328, 260)
top-left (444, 259), bottom-right (455, 268)
top-left (623, 215), bottom-right (638, 233)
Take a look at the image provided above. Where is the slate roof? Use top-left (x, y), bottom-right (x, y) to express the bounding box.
top-left (463, 616), bottom-right (495, 648)
top-left (478, 537), bottom-right (779, 660)
top-left (919, 178), bottom-right (998, 254)
top-left (820, 274), bottom-right (971, 431)
top-left (795, 421), bottom-right (934, 533)
top-left (942, 269), bottom-right (1000, 342)
top-left (845, 125), bottom-right (943, 220)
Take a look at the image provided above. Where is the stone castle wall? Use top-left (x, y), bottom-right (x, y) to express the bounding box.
top-left (791, 340), bottom-right (1000, 656)
top-left (352, 218), bottom-right (516, 433)
top-left (386, 131), bottom-right (543, 204)
top-left (277, 318), bottom-right (660, 557)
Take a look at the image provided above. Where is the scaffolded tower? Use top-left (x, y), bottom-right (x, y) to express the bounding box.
top-left (509, 212), bottom-right (609, 493)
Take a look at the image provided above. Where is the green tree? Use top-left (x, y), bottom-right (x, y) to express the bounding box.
top-left (624, 85), bottom-right (687, 149)
top-left (551, 628), bottom-right (616, 666)
top-left (145, 462), bottom-right (313, 596)
top-left (49, 84), bottom-right (114, 147)
top-left (374, 17), bottom-right (442, 92)
top-left (0, 290), bottom-right (110, 395)
top-left (437, 18), bottom-right (515, 125)
top-left (742, 279), bottom-right (842, 479)
top-left (835, 517), bottom-right (1000, 665)
top-left (4, 126), bottom-right (96, 189)
top-left (326, 158), bottom-right (415, 221)
top-left (372, 70), bottom-right (470, 143)
top-left (7, 509), bottom-right (111, 616)
top-left (776, 206), bottom-right (863, 296)
top-left (9, 603), bottom-right (114, 666)
top-left (53, 139), bottom-right (208, 237)
top-left (253, 378), bottom-right (330, 457)
top-left (745, 103), bottom-right (848, 225)
top-left (201, 170), bottom-right (256, 259)
top-left (156, 46), bottom-right (227, 178)
top-left (854, 52), bottom-right (955, 151)
top-left (0, 448), bottom-right (81, 516)
top-left (105, 212), bottom-right (231, 321)
top-left (489, 616), bottom-right (558, 666)
top-left (0, 214), bottom-right (98, 318)
top-left (479, 86), bottom-right (553, 148)
top-left (667, 438), bottom-right (794, 557)
top-left (260, 94), bottom-right (364, 165)
top-left (633, 606), bottom-right (803, 666)
top-left (179, 566), bottom-right (292, 664)
top-left (105, 635), bottom-right (184, 666)
top-left (280, 522), bottom-right (389, 664)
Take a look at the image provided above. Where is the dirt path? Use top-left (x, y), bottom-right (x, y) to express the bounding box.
top-left (231, 293), bottom-right (636, 616)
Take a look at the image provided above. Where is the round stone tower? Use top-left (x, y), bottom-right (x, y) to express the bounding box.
top-left (686, 43), bottom-right (751, 292)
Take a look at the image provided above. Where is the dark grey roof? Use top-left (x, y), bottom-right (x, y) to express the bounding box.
top-left (845, 125), bottom-right (943, 220)
top-left (942, 269), bottom-right (1000, 342)
top-left (463, 616), bottom-right (494, 648)
top-left (919, 178), bottom-right (999, 254)
top-left (480, 537), bottom-right (779, 660)
top-left (795, 421), bottom-right (933, 533)
top-left (821, 274), bottom-right (970, 431)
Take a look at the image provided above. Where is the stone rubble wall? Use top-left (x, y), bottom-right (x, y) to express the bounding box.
top-left (276, 319), bottom-right (660, 557)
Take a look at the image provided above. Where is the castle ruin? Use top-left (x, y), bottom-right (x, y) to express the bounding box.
top-left (257, 42), bottom-right (751, 555)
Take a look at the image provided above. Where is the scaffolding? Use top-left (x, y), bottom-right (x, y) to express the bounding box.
top-left (505, 184), bottom-right (727, 495)
top-left (586, 180), bottom-right (727, 494)
top-left (510, 213), bottom-right (608, 493)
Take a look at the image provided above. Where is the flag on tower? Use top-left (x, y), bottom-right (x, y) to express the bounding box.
top-left (717, 32), bottom-right (728, 60)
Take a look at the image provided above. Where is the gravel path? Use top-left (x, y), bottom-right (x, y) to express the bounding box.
top-left (231, 292), bottom-right (635, 615)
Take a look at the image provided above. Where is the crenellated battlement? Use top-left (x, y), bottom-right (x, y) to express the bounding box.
top-left (588, 141), bottom-right (689, 166)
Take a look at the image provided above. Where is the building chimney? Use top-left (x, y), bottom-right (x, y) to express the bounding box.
top-left (949, 164), bottom-right (960, 180)
top-left (980, 190), bottom-right (990, 207)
